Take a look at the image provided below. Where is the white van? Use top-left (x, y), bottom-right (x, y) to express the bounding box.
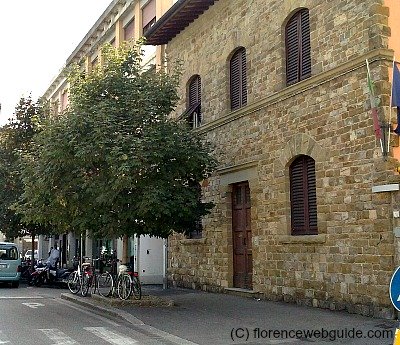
top-left (0, 242), bottom-right (21, 288)
top-left (24, 249), bottom-right (38, 261)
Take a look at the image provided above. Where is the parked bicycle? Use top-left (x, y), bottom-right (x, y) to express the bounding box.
top-left (67, 258), bottom-right (113, 298)
top-left (67, 261), bottom-right (83, 295)
top-left (116, 263), bottom-right (141, 300)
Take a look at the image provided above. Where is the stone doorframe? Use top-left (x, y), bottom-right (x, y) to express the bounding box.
top-left (218, 161), bottom-right (260, 288)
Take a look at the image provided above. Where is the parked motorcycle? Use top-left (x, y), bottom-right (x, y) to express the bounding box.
top-left (20, 260), bottom-right (34, 282)
top-left (28, 260), bottom-right (46, 286)
top-left (29, 262), bottom-right (72, 287)
top-left (46, 266), bottom-right (72, 286)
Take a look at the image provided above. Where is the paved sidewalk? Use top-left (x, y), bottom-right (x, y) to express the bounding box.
top-left (62, 285), bottom-right (398, 345)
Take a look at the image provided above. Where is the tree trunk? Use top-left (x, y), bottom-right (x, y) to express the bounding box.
top-left (122, 235), bottom-right (129, 265)
top-left (31, 231), bottom-right (35, 272)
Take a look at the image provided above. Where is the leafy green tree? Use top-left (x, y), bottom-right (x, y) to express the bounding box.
top-left (16, 42), bottom-right (216, 241)
top-left (0, 96), bottom-right (51, 268)
top-left (0, 126), bottom-right (22, 240)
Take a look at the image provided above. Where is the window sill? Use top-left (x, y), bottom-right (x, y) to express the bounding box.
top-left (179, 238), bottom-right (207, 245)
top-left (278, 234), bottom-right (326, 244)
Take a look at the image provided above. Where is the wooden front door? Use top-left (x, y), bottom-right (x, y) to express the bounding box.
top-left (232, 182), bottom-right (252, 289)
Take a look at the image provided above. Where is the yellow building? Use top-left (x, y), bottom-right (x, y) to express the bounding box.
top-left (43, 0), bottom-right (177, 284)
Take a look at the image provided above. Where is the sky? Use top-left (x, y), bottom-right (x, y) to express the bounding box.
top-left (0, 0), bottom-right (112, 125)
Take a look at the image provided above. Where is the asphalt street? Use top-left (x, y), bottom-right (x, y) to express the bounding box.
top-left (1, 282), bottom-right (399, 345)
top-left (121, 286), bottom-right (399, 345)
top-left (0, 283), bottom-right (195, 345)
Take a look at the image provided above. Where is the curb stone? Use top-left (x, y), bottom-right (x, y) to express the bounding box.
top-left (60, 293), bottom-right (198, 345)
top-left (60, 293), bottom-right (145, 325)
top-left (91, 293), bottom-right (175, 307)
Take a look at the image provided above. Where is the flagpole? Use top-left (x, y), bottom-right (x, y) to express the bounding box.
top-left (366, 59), bottom-right (384, 153)
top-left (388, 55), bottom-right (396, 154)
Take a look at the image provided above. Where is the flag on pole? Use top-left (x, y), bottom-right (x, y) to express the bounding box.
top-left (392, 62), bottom-right (400, 135)
top-left (366, 60), bottom-right (382, 139)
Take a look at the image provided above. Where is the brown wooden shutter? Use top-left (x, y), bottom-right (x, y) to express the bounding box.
top-left (285, 9), bottom-right (311, 85)
top-left (290, 155), bottom-right (317, 235)
top-left (230, 48), bottom-right (247, 111)
top-left (307, 157), bottom-right (317, 231)
top-left (300, 10), bottom-right (311, 78)
top-left (230, 52), bottom-right (241, 110)
top-left (188, 76), bottom-right (201, 126)
top-left (241, 49), bottom-right (247, 106)
top-left (290, 158), bottom-right (306, 233)
top-left (286, 15), bottom-right (300, 85)
top-left (189, 76), bottom-right (201, 106)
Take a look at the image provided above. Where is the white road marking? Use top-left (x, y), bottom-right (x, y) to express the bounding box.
top-left (140, 324), bottom-right (199, 345)
top-left (21, 302), bottom-right (45, 308)
top-left (0, 296), bottom-right (43, 299)
top-left (38, 329), bottom-right (78, 345)
top-left (0, 331), bottom-right (10, 344)
top-left (84, 327), bottom-right (138, 345)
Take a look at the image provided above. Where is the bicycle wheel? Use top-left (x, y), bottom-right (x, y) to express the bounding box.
top-left (81, 272), bottom-right (91, 297)
top-left (67, 271), bottom-right (81, 294)
top-left (97, 272), bottom-right (113, 297)
top-left (117, 273), bottom-right (132, 300)
top-left (131, 275), bottom-right (142, 300)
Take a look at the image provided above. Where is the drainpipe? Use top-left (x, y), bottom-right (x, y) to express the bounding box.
top-left (163, 237), bottom-right (168, 290)
top-left (136, 235), bottom-right (141, 274)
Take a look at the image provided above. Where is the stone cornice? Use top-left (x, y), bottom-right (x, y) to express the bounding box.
top-left (66, 0), bottom-right (131, 65)
top-left (197, 48), bottom-right (394, 134)
top-left (43, 0), bottom-right (134, 100)
top-left (278, 234), bottom-right (326, 244)
top-left (179, 238), bottom-right (207, 245)
top-left (217, 160), bottom-right (258, 174)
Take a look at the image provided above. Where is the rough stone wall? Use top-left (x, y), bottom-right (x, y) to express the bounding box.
top-left (166, 0), bottom-right (398, 318)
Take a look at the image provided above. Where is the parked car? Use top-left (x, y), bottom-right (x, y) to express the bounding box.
top-left (0, 242), bottom-right (21, 288)
top-left (24, 249), bottom-right (38, 261)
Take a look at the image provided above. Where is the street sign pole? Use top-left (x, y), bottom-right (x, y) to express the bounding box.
top-left (389, 267), bottom-right (400, 345)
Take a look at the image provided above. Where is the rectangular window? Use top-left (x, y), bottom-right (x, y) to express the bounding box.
top-left (186, 220), bottom-right (202, 239)
top-left (124, 18), bottom-right (135, 41)
top-left (61, 91), bottom-right (69, 111)
top-left (92, 56), bottom-right (98, 69)
top-left (0, 245), bottom-right (18, 260)
top-left (142, 0), bottom-right (156, 34)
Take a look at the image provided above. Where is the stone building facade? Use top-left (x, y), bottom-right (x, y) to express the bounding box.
top-left (146, 0), bottom-right (400, 318)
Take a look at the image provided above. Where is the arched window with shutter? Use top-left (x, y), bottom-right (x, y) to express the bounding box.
top-left (186, 75), bottom-right (201, 128)
top-left (230, 47), bottom-right (247, 111)
top-left (285, 8), bottom-right (311, 85)
top-left (289, 155), bottom-right (317, 235)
